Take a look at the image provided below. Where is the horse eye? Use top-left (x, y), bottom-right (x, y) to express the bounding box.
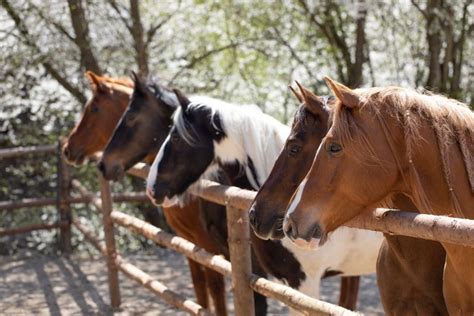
top-left (171, 133), bottom-right (180, 143)
top-left (90, 105), bottom-right (99, 113)
top-left (327, 142), bottom-right (342, 154)
top-left (126, 112), bottom-right (137, 124)
top-left (288, 144), bottom-right (301, 156)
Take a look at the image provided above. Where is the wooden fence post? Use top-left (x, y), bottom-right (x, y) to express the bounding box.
top-left (98, 173), bottom-right (122, 308)
top-left (226, 205), bottom-right (255, 316)
top-left (57, 141), bottom-right (72, 253)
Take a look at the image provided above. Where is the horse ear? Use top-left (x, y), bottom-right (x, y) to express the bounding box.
top-left (173, 89), bottom-right (191, 110)
top-left (85, 71), bottom-right (106, 92)
top-left (294, 81), bottom-right (325, 116)
top-left (324, 76), bottom-right (360, 108)
top-left (130, 71), bottom-right (146, 95)
top-left (288, 84), bottom-right (303, 103)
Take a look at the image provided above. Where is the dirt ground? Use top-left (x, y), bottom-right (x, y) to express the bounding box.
top-left (0, 247), bottom-right (383, 315)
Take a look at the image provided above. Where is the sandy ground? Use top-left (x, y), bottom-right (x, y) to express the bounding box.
top-left (0, 248), bottom-right (383, 315)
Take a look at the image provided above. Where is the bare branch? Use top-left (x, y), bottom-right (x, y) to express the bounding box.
top-left (271, 26), bottom-right (317, 79)
top-left (145, 3), bottom-right (182, 47)
top-left (410, 0), bottom-right (429, 19)
top-left (169, 42), bottom-right (244, 84)
top-left (29, 2), bottom-right (75, 43)
top-left (67, 0), bottom-right (102, 74)
top-left (130, 0), bottom-right (149, 76)
top-left (1, 0), bottom-right (86, 103)
top-left (106, 0), bottom-right (133, 33)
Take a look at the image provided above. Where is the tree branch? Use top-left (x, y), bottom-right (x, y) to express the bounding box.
top-left (29, 2), bottom-right (76, 43)
top-left (271, 26), bottom-right (317, 79)
top-left (169, 42), bottom-right (244, 84)
top-left (67, 0), bottom-right (102, 74)
top-left (130, 0), bottom-right (149, 76)
top-left (410, 0), bottom-right (429, 19)
top-left (1, 0), bottom-right (86, 103)
top-left (106, 0), bottom-right (133, 33)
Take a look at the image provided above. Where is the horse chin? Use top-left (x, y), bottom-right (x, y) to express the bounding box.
top-left (270, 229), bottom-right (285, 240)
top-left (291, 237), bottom-right (320, 250)
top-left (65, 153), bottom-right (86, 166)
top-left (161, 196), bottom-right (180, 208)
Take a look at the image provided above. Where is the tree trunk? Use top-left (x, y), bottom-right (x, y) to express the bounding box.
top-left (347, 4), bottom-right (367, 88)
top-left (130, 0), bottom-right (149, 77)
top-left (67, 0), bottom-right (102, 74)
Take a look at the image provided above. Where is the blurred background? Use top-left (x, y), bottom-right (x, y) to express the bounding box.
top-left (0, 0), bottom-right (472, 255)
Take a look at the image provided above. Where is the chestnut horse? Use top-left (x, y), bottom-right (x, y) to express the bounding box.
top-left (63, 72), bottom-right (230, 315)
top-left (249, 82), bottom-right (447, 315)
top-left (285, 77), bottom-right (473, 315)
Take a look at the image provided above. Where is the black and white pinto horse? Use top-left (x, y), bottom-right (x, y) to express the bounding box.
top-left (146, 91), bottom-right (383, 313)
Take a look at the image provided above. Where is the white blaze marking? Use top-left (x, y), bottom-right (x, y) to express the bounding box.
top-left (146, 134), bottom-right (170, 192)
top-left (287, 178), bottom-right (307, 216)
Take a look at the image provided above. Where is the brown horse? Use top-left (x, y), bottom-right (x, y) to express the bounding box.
top-left (249, 82), bottom-right (447, 315)
top-left (284, 78), bottom-right (473, 315)
top-left (63, 72), bottom-right (230, 315)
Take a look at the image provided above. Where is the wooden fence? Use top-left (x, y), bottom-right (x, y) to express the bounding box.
top-left (2, 144), bottom-right (474, 316)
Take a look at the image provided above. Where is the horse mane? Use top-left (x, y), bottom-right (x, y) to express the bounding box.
top-left (98, 75), bottom-right (134, 89)
top-left (334, 86), bottom-right (474, 213)
top-left (174, 98), bottom-right (290, 189)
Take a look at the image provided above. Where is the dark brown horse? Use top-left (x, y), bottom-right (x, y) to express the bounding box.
top-left (63, 72), bottom-right (230, 315)
top-left (285, 78), bottom-right (472, 314)
top-left (249, 82), bottom-right (447, 315)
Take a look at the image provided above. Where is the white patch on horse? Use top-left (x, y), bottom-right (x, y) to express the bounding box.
top-left (146, 134), bottom-right (170, 194)
top-left (286, 178), bottom-right (307, 216)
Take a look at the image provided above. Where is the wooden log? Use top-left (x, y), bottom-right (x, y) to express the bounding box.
top-left (193, 180), bottom-right (474, 248)
top-left (98, 174), bottom-right (122, 308)
top-left (126, 162), bottom-right (149, 179)
top-left (0, 144), bottom-right (56, 159)
top-left (226, 205), bottom-right (255, 316)
top-left (57, 142), bottom-right (72, 253)
top-left (0, 193), bottom-right (149, 211)
top-left (110, 210), bottom-right (356, 315)
top-left (110, 210), bottom-right (232, 277)
top-left (249, 275), bottom-right (354, 316)
top-left (71, 218), bottom-right (209, 315)
top-left (0, 221), bottom-right (67, 236)
top-left (117, 165), bottom-right (474, 249)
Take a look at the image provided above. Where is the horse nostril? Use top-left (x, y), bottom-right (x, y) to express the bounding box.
top-left (146, 186), bottom-right (155, 200)
top-left (284, 216), bottom-right (298, 241)
top-left (63, 147), bottom-right (70, 158)
top-left (249, 208), bottom-right (258, 229)
top-left (97, 161), bottom-right (105, 175)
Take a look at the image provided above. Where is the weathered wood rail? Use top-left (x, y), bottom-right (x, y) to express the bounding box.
top-left (129, 163), bottom-right (474, 248)
top-left (3, 144), bottom-right (474, 316)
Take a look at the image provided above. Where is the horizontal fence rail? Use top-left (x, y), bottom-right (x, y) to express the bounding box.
top-left (110, 210), bottom-right (356, 315)
top-left (192, 180), bottom-right (474, 248)
top-left (0, 193), bottom-right (148, 211)
top-left (127, 162), bottom-right (474, 248)
top-left (71, 218), bottom-right (210, 316)
top-left (0, 145), bottom-right (56, 159)
top-left (0, 221), bottom-right (68, 237)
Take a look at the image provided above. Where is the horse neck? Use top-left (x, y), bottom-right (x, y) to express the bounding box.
top-left (391, 110), bottom-right (473, 218)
